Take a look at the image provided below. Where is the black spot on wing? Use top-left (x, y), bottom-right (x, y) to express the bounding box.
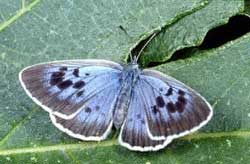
top-left (73, 81), bottom-right (85, 89)
top-left (156, 96), bottom-right (165, 107)
top-left (51, 71), bottom-right (65, 78)
top-left (178, 89), bottom-right (185, 96)
top-left (85, 107), bottom-right (92, 113)
top-left (178, 96), bottom-right (187, 105)
top-left (50, 76), bottom-right (64, 85)
top-left (165, 87), bottom-right (173, 96)
top-left (76, 90), bottom-right (84, 97)
top-left (57, 80), bottom-right (73, 89)
top-left (85, 73), bottom-right (90, 76)
top-left (96, 106), bottom-right (100, 111)
top-left (176, 101), bottom-right (185, 113)
top-left (141, 120), bottom-right (145, 124)
top-left (59, 66), bottom-right (68, 71)
top-left (166, 102), bottom-right (176, 113)
top-left (152, 105), bottom-right (159, 114)
top-left (50, 71), bottom-right (65, 85)
top-left (176, 96), bottom-right (187, 113)
top-left (73, 68), bottom-right (79, 77)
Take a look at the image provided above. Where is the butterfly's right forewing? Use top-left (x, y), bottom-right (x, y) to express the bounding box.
top-left (140, 69), bottom-right (213, 140)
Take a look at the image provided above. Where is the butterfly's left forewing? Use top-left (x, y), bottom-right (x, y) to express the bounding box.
top-left (19, 60), bottom-right (122, 119)
top-left (20, 59), bottom-right (123, 140)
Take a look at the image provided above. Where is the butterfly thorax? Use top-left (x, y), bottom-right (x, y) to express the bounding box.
top-left (113, 63), bottom-right (141, 129)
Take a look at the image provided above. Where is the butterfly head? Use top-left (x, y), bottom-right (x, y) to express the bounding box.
top-left (131, 55), bottom-right (139, 65)
top-left (121, 58), bottom-right (141, 84)
top-left (125, 53), bottom-right (139, 71)
top-left (128, 55), bottom-right (140, 70)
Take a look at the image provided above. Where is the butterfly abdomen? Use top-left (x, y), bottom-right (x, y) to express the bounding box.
top-left (113, 87), bottom-right (132, 129)
top-left (113, 67), bottom-right (140, 129)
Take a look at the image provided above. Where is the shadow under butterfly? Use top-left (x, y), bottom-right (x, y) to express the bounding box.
top-left (19, 34), bottom-right (213, 152)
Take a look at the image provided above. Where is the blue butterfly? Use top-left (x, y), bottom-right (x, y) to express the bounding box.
top-left (19, 36), bottom-right (213, 152)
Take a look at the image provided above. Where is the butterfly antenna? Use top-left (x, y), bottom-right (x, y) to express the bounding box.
top-left (129, 51), bottom-right (133, 62)
top-left (135, 33), bottom-right (156, 62)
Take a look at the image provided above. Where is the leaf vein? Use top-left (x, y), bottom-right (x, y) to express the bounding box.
top-left (0, 130), bottom-right (250, 156)
top-left (0, 0), bottom-right (40, 32)
top-left (0, 108), bottom-right (38, 147)
top-left (212, 69), bottom-right (249, 107)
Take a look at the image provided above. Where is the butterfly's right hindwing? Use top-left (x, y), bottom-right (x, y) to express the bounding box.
top-left (119, 83), bottom-right (166, 151)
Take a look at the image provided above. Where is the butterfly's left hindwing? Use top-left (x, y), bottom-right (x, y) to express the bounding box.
top-left (50, 79), bottom-right (121, 140)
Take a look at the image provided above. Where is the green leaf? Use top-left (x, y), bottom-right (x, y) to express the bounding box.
top-left (244, 0), bottom-right (250, 15)
top-left (0, 0), bottom-right (206, 63)
top-left (0, 0), bottom-right (249, 163)
top-left (139, 0), bottom-right (244, 66)
top-left (0, 0), bottom-right (207, 147)
top-left (0, 0), bottom-right (22, 24)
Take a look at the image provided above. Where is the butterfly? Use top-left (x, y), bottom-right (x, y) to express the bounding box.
top-left (19, 35), bottom-right (213, 152)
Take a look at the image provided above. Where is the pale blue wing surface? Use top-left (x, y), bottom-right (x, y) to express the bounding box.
top-left (140, 69), bottom-right (213, 140)
top-left (50, 80), bottom-right (121, 140)
top-left (19, 60), bottom-right (122, 119)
